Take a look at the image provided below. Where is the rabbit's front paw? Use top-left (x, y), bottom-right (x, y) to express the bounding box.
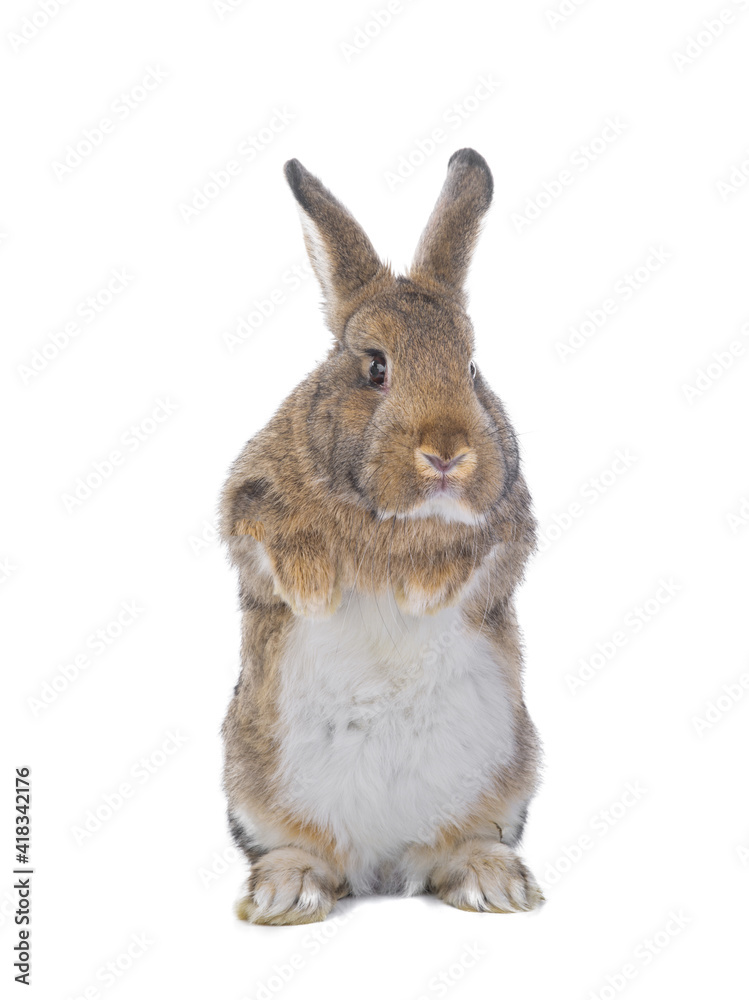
top-left (236, 848), bottom-right (344, 926)
top-left (393, 575), bottom-right (459, 616)
top-left (430, 839), bottom-right (545, 914)
top-left (268, 535), bottom-right (341, 618)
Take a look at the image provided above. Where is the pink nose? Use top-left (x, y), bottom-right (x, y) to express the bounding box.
top-left (422, 452), bottom-right (462, 475)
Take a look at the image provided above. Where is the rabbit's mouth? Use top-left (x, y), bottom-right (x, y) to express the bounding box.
top-left (413, 444), bottom-right (480, 505)
top-left (385, 492), bottom-right (488, 527)
top-left (361, 447), bottom-right (500, 526)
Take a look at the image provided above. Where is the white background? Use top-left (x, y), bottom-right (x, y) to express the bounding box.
top-left (3, 0), bottom-right (748, 998)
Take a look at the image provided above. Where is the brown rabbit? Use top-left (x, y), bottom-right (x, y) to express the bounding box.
top-left (220, 149), bottom-right (543, 925)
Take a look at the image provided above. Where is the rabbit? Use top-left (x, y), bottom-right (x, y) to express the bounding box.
top-left (219, 148), bottom-right (543, 925)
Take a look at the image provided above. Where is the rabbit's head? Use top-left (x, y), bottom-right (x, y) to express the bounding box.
top-left (285, 149), bottom-right (520, 524)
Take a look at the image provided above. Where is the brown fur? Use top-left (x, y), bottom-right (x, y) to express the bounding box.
top-left (220, 149), bottom-right (542, 922)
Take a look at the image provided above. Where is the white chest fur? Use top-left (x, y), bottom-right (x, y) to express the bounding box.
top-left (274, 589), bottom-right (517, 890)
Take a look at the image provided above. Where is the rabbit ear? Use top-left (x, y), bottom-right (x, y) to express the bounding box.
top-left (284, 159), bottom-right (382, 321)
top-left (409, 148), bottom-right (493, 300)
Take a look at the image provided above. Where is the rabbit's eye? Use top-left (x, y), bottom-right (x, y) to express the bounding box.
top-left (368, 353), bottom-right (387, 387)
top-left (470, 360), bottom-right (477, 380)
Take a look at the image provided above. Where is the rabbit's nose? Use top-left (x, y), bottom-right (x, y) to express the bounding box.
top-left (421, 452), bottom-right (464, 474)
top-left (416, 448), bottom-right (477, 481)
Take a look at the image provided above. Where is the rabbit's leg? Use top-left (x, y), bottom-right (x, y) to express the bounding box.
top-left (235, 846), bottom-right (347, 926)
top-left (427, 837), bottom-right (544, 913)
